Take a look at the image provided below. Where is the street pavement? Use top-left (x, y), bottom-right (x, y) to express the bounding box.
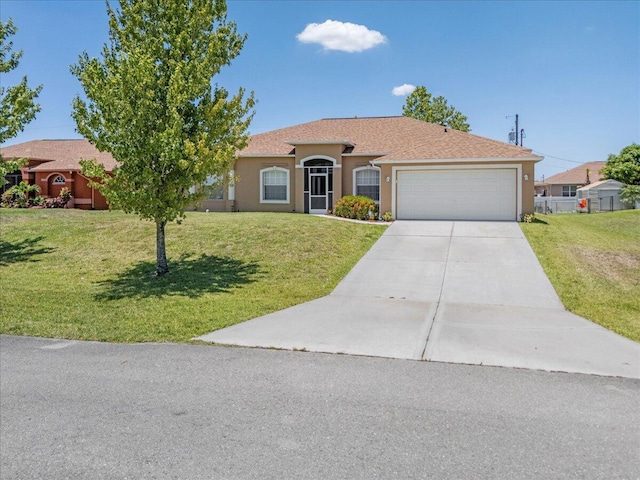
top-left (1, 335), bottom-right (639, 479)
top-left (197, 220), bottom-right (640, 378)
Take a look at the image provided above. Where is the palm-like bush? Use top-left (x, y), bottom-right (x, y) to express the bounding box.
top-left (1, 181), bottom-right (41, 208)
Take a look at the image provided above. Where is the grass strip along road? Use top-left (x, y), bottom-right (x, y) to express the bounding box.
top-left (521, 210), bottom-right (639, 342)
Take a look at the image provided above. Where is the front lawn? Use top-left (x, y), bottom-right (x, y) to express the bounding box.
top-left (521, 210), bottom-right (640, 342)
top-left (0, 210), bottom-right (386, 342)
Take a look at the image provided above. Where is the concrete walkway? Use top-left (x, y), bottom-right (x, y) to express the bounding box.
top-left (196, 221), bottom-right (640, 378)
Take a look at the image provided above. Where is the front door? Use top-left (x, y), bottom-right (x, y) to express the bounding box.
top-left (309, 172), bottom-right (327, 214)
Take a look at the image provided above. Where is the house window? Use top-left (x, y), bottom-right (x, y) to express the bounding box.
top-left (52, 175), bottom-right (66, 185)
top-left (204, 175), bottom-right (223, 200)
top-left (354, 167), bottom-right (380, 202)
top-left (2, 173), bottom-right (21, 194)
top-left (260, 167), bottom-right (289, 203)
top-left (189, 175), bottom-right (225, 199)
top-left (562, 185), bottom-right (577, 197)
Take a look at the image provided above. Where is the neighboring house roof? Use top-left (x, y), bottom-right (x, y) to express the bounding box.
top-left (241, 116), bottom-right (542, 161)
top-left (0, 139), bottom-right (118, 172)
top-left (537, 161), bottom-right (606, 186)
top-left (576, 179), bottom-right (624, 190)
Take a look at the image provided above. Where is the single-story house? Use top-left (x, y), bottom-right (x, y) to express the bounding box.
top-left (535, 161), bottom-right (605, 197)
top-left (0, 139), bottom-right (117, 209)
top-left (2, 116), bottom-right (543, 220)
top-left (200, 116), bottom-right (542, 221)
top-left (576, 179), bottom-right (626, 213)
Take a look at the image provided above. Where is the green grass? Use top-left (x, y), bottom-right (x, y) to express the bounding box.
top-left (0, 209), bottom-right (386, 342)
top-left (521, 210), bottom-right (640, 342)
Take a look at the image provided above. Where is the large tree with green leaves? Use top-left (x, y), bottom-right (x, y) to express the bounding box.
top-left (72, 0), bottom-right (255, 275)
top-left (601, 144), bottom-right (640, 186)
top-left (0, 19), bottom-right (43, 186)
top-left (402, 85), bottom-right (470, 132)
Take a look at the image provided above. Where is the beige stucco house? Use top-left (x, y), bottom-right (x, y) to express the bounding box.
top-left (199, 116), bottom-right (542, 221)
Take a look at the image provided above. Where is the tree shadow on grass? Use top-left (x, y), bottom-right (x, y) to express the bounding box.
top-left (94, 254), bottom-right (262, 300)
top-left (0, 237), bottom-right (55, 266)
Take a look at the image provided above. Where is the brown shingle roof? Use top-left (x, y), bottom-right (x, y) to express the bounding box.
top-left (0, 139), bottom-right (118, 172)
top-left (241, 116), bottom-right (542, 161)
top-left (1, 117), bottom-right (542, 172)
top-left (539, 162), bottom-right (606, 185)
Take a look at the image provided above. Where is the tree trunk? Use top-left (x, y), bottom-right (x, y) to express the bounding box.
top-left (156, 220), bottom-right (169, 276)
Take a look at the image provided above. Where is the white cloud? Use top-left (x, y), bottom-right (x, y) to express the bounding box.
top-left (392, 84), bottom-right (416, 96)
top-left (296, 19), bottom-right (387, 53)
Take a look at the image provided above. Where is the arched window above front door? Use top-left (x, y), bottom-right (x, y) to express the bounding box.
top-left (303, 158), bottom-right (334, 167)
top-left (52, 175), bottom-right (66, 185)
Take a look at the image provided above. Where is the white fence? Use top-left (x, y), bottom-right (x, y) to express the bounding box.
top-left (534, 197), bottom-right (577, 214)
top-left (535, 195), bottom-right (632, 214)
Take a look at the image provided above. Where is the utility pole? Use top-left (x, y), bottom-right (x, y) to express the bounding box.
top-left (507, 114), bottom-right (525, 146)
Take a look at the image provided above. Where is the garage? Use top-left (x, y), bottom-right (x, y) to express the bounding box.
top-left (396, 168), bottom-right (518, 221)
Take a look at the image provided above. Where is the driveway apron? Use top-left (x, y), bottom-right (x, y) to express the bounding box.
top-left (196, 220), bottom-right (640, 378)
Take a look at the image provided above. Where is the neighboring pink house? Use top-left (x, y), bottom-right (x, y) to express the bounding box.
top-left (535, 161), bottom-right (605, 197)
top-left (1, 139), bottom-right (118, 209)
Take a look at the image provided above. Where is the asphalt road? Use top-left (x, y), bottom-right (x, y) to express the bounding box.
top-left (1, 335), bottom-right (639, 479)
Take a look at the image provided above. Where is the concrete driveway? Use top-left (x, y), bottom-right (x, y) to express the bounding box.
top-left (197, 221), bottom-right (640, 378)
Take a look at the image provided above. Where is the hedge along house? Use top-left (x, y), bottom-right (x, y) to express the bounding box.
top-left (200, 116), bottom-right (543, 221)
top-left (0, 139), bottom-right (117, 209)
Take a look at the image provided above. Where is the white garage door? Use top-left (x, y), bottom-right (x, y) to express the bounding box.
top-left (396, 168), bottom-right (517, 220)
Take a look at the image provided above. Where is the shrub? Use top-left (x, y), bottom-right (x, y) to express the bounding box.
top-left (31, 196), bottom-right (45, 207)
top-left (0, 191), bottom-right (45, 208)
top-left (1, 190), bottom-right (23, 208)
top-left (620, 185), bottom-right (640, 208)
top-left (334, 195), bottom-right (379, 220)
top-left (59, 187), bottom-right (72, 204)
top-left (44, 197), bottom-right (67, 208)
top-left (381, 211), bottom-right (393, 222)
top-left (0, 181), bottom-right (41, 208)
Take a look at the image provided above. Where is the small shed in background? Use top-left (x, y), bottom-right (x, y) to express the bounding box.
top-left (576, 179), bottom-right (625, 213)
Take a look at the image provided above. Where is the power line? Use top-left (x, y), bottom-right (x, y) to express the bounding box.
top-left (532, 150), bottom-right (584, 164)
top-left (539, 163), bottom-right (575, 170)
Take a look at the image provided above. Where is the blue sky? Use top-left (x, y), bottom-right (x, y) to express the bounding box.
top-left (1, 0), bottom-right (638, 181)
